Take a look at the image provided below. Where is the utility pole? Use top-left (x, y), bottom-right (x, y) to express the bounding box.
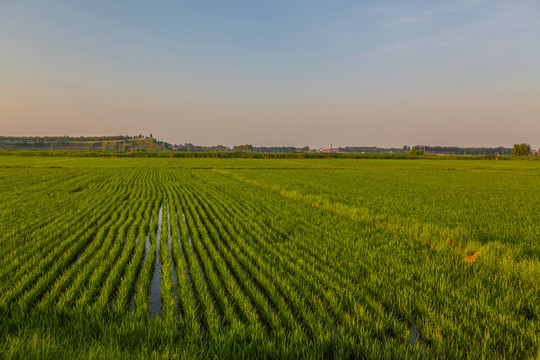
top-left (50, 143), bottom-right (53, 151)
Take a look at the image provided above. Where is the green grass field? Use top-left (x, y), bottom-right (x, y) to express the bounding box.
top-left (0, 156), bottom-right (538, 359)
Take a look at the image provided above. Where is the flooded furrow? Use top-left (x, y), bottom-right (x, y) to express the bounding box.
top-left (144, 231), bottom-right (151, 262)
top-left (167, 204), bottom-right (179, 316)
top-left (409, 321), bottom-right (430, 348)
top-left (148, 204), bottom-right (163, 319)
top-left (388, 308), bottom-right (430, 349)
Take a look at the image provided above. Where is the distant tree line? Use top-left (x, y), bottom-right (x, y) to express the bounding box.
top-left (0, 135), bottom-right (151, 143)
top-left (408, 145), bottom-right (514, 155)
top-left (4, 150), bottom-right (540, 161)
top-left (411, 144), bottom-right (537, 156)
top-left (341, 146), bottom-right (405, 153)
top-left (1, 137), bottom-right (537, 156)
top-left (0, 136), bottom-right (162, 152)
top-left (340, 146), bottom-right (519, 155)
top-left (172, 143), bottom-right (230, 152)
top-left (231, 145), bottom-right (310, 153)
top-left (260, 146), bottom-right (310, 153)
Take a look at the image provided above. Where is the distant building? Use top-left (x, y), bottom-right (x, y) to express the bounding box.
top-left (531, 149), bottom-right (539, 156)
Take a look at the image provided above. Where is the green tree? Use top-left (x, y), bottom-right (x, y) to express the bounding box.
top-left (512, 143), bottom-right (531, 156)
top-left (408, 147), bottom-right (424, 156)
top-left (233, 144), bottom-right (253, 152)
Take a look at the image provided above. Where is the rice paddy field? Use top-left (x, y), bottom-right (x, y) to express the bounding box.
top-left (0, 156), bottom-right (539, 359)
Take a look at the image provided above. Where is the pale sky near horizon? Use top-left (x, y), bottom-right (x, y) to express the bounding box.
top-left (1, 1), bottom-right (539, 148)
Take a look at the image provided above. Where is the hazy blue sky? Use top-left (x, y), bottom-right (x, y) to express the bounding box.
top-left (1, 0), bottom-right (539, 148)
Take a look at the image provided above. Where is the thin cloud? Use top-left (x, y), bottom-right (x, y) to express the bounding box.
top-left (367, 0), bottom-right (490, 27)
top-left (359, 0), bottom-right (540, 57)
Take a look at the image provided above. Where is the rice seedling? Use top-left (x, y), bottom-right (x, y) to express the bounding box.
top-left (0, 156), bottom-right (538, 359)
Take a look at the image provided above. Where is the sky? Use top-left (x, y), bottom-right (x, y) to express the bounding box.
top-left (1, 0), bottom-right (539, 148)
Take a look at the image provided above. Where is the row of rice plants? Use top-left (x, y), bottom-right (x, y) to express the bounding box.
top-left (112, 190), bottom-right (157, 317)
top-left (187, 173), bottom-right (403, 357)
top-left (132, 194), bottom-right (163, 321)
top-left (0, 168), bottom-right (136, 278)
top-left (167, 191), bottom-right (203, 341)
top-left (0, 169), bottom-right (93, 259)
top-left (169, 184), bottom-right (265, 342)
top-left (180, 186), bottom-right (295, 334)
top-left (178, 186), bottom-right (259, 341)
top-left (39, 174), bottom-right (151, 311)
top-left (200, 169), bottom-right (539, 358)
top-left (179, 179), bottom-right (342, 352)
top-left (0, 170), bottom-right (118, 291)
top-left (159, 201), bottom-right (176, 322)
top-left (1, 189), bottom-right (129, 310)
top-left (18, 170), bottom-right (155, 311)
top-left (55, 190), bottom-right (149, 311)
top-left (201, 178), bottom-right (412, 342)
top-left (174, 188), bottom-right (221, 340)
top-left (1, 165), bottom-right (537, 358)
top-left (219, 171), bottom-right (480, 354)
top-left (231, 168), bottom-right (540, 259)
top-left (90, 191), bottom-right (156, 317)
